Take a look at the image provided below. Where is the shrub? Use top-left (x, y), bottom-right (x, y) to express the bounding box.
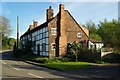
top-left (95, 60), bottom-right (106, 64)
top-left (102, 53), bottom-right (120, 63)
top-left (33, 57), bottom-right (49, 63)
top-left (78, 50), bottom-right (101, 63)
top-left (64, 54), bottom-right (76, 61)
top-left (66, 43), bottom-right (101, 63)
top-left (31, 57), bottom-right (70, 64)
top-left (48, 57), bottom-right (70, 63)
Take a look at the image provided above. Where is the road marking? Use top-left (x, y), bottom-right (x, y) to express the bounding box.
top-left (28, 73), bottom-right (43, 78)
top-left (13, 67), bottom-right (20, 71)
top-left (8, 65), bottom-right (12, 67)
top-left (1, 60), bottom-right (6, 64)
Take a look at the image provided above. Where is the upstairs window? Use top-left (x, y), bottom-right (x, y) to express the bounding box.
top-left (77, 32), bottom-right (82, 38)
top-left (42, 43), bottom-right (46, 52)
top-left (51, 28), bottom-right (56, 35)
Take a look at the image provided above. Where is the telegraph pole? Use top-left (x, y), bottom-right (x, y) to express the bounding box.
top-left (17, 16), bottom-right (19, 50)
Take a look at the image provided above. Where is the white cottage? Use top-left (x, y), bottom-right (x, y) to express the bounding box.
top-left (88, 39), bottom-right (104, 50)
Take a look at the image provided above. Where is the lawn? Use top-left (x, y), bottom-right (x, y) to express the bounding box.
top-left (42, 62), bottom-right (94, 71)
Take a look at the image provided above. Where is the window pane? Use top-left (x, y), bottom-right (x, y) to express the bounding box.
top-left (40, 46), bottom-right (42, 51)
top-left (77, 32), bottom-right (82, 37)
top-left (51, 43), bottom-right (55, 50)
top-left (46, 31), bottom-right (48, 37)
top-left (46, 38), bottom-right (48, 44)
top-left (51, 28), bottom-right (56, 35)
top-left (46, 52), bottom-right (48, 56)
top-left (40, 40), bottom-right (42, 45)
top-left (40, 52), bottom-right (43, 56)
top-left (42, 43), bottom-right (46, 52)
top-left (46, 45), bottom-right (49, 51)
top-left (42, 39), bottom-right (45, 43)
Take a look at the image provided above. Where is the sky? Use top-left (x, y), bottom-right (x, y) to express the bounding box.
top-left (1, 2), bottom-right (118, 39)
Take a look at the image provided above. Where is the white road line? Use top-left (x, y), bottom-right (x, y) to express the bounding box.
top-left (8, 65), bottom-right (12, 67)
top-left (1, 60), bottom-right (6, 64)
top-left (28, 73), bottom-right (43, 78)
top-left (13, 67), bottom-right (20, 71)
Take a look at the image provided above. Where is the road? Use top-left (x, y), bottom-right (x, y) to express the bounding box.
top-left (0, 50), bottom-right (92, 80)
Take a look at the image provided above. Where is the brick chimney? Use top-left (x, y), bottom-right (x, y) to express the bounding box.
top-left (59, 4), bottom-right (65, 36)
top-left (59, 4), bottom-right (67, 57)
top-left (46, 6), bottom-right (54, 22)
top-left (59, 4), bottom-right (64, 14)
top-left (29, 25), bottom-right (33, 30)
top-left (33, 21), bottom-right (38, 28)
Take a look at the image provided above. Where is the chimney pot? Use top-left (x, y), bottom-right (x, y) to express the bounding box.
top-left (46, 6), bottom-right (54, 22)
top-left (59, 4), bottom-right (64, 12)
top-left (29, 25), bottom-right (33, 30)
top-left (49, 6), bottom-right (51, 9)
top-left (33, 21), bottom-right (38, 28)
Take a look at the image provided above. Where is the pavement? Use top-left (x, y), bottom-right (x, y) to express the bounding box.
top-left (1, 50), bottom-right (120, 80)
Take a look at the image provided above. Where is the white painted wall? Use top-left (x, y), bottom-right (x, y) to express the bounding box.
top-left (88, 40), bottom-right (104, 50)
top-left (88, 41), bottom-right (95, 49)
top-left (21, 27), bottom-right (49, 56)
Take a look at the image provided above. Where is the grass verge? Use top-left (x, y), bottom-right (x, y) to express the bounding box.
top-left (42, 62), bottom-right (94, 71)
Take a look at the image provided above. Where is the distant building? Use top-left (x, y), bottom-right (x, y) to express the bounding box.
top-left (88, 39), bottom-right (104, 50)
top-left (20, 4), bottom-right (90, 57)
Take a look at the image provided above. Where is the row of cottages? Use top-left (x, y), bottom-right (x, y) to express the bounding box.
top-left (20, 4), bottom-right (103, 57)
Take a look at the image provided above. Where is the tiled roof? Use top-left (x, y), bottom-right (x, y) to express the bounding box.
top-left (20, 18), bottom-right (54, 38)
top-left (89, 38), bottom-right (103, 43)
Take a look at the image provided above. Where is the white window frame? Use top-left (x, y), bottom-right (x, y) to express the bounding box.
top-left (51, 28), bottom-right (56, 35)
top-left (46, 38), bottom-right (48, 44)
top-left (77, 32), bottom-right (82, 38)
top-left (46, 31), bottom-right (48, 37)
top-left (46, 45), bottom-right (49, 51)
top-left (51, 43), bottom-right (56, 50)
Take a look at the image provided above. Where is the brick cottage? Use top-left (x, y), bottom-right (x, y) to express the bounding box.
top-left (20, 4), bottom-right (90, 57)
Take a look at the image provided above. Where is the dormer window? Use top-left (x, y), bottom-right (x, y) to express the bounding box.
top-left (51, 28), bottom-right (56, 35)
top-left (77, 32), bottom-right (82, 38)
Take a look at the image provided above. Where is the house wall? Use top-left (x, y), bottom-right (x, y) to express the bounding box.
top-left (88, 40), bottom-right (104, 50)
top-left (47, 4), bottom-right (89, 57)
top-left (48, 15), bottom-right (58, 57)
top-left (59, 4), bottom-right (68, 57)
top-left (64, 11), bottom-right (88, 44)
top-left (88, 41), bottom-right (95, 49)
top-left (20, 27), bottom-right (49, 57)
top-left (95, 43), bottom-right (104, 50)
top-left (20, 4), bottom-right (89, 57)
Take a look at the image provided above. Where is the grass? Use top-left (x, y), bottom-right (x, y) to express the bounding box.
top-left (42, 62), bottom-right (94, 71)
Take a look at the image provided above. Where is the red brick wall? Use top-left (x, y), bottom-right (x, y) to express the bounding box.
top-left (48, 16), bottom-right (58, 57)
top-left (47, 4), bottom-right (89, 57)
top-left (64, 11), bottom-right (88, 45)
top-left (59, 4), bottom-right (67, 57)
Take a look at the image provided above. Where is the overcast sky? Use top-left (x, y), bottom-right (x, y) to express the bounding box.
top-left (1, 2), bottom-right (118, 38)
